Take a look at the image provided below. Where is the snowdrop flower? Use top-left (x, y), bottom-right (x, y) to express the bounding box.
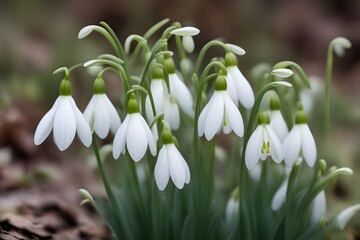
top-left (283, 106), bottom-right (317, 168)
top-left (198, 74), bottom-right (244, 140)
top-left (271, 178), bottom-right (288, 211)
top-left (269, 95), bottom-right (288, 142)
top-left (245, 112), bottom-right (284, 170)
top-left (170, 26), bottom-right (200, 53)
top-left (225, 187), bottom-right (239, 224)
top-left (335, 204), bottom-right (360, 230)
top-left (311, 191), bottom-right (326, 224)
top-left (155, 128), bottom-right (190, 190)
top-left (83, 77), bottom-right (121, 139)
top-left (225, 52), bottom-right (255, 109)
top-left (164, 57), bottom-right (194, 117)
top-left (113, 95), bottom-right (157, 162)
top-left (34, 78), bottom-right (92, 151)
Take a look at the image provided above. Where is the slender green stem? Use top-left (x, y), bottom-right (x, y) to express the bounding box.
top-left (324, 44), bottom-right (333, 136)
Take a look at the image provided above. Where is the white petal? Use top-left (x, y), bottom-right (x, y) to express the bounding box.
top-left (300, 124), bottom-right (317, 167)
top-left (70, 97), bottom-right (92, 147)
top-left (78, 25), bottom-right (98, 39)
top-left (53, 97), bottom-right (76, 151)
top-left (204, 92), bottom-right (224, 140)
top-left (271, 180), bottom-right (288, 211)
top-left (311, 191), bottom-right (326, 224)
top-left (283, 126), bottom-right (301, 167)
top-left (270, 110), bottom-right (289, 142)
top-left (113, 115), bottom-right (130, 159)
top-left (169, 73), bottom-right (194, 117)
top-left (170, 27), bottom-right (200, 36)
top-left (182, 36), bottom-right (195, 53)
top-left (198, 103), bottom-right (209, 136)
top-left (126, 114), bottom-right (148, 162)
top-left (223, 92), bottom-right (244, 137)
top-left (154, 146), bottom-right (170, 191)
top-left (226, 43), bottom-right (246, 55)
top-left (336, 204), bottom-right (360, 230)
top-left (151, 79), bottom-right (167, 112)
top-left (271, 68), bottom-right (294, 78)
top-left (248, 163), bottom-right (262, 182)
top-left (103, 95), bottom-right (121, 134)
top-left (245, 126), bottom-right (263, 169)
top-left (168, 144), bottom-right (186, 189)
top-left (34, 97), bottom-right (60, 145)
top-left (266, 125), bottom-right (284, 163)
top-left (83, 96), bottom-right (96, 123)
top-left (139, 115), bottom-right (157, 156)
top-left (92, 95), bottom-right (110, 139)
top-left (163, 97), bottom-right (180, 130)
top-left (145, 96), bottom-right (155, 121)
top-left (228, 66), bottom-right (254, 109)
top-left (225, 73), bottom-right (238, 105)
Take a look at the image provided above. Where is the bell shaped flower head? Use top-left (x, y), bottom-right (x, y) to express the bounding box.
top-left (310, 191), bottom-right (326, 224)
top-left (83, 77), bottom-right (121, 139)
top-left (225, 52), bottom-right (255, 109)
top-left (269, 94), bottom-right (289, 142)
top-left (155, 128), bottom-right (190, 190)
top-left (245, 112), bottom-right (284, 170)
top-left (170, 26), bottom-right (200, 53)
top-left (113, 95), bottom-right (157, 162)
top-left (198, 73), bottom-right (244, 140)
top-left (336, 204), bottom-right (360, 230)
top-left (283, 105), bottom-right (317, 168)
top-left (225, 187), bottom-right (239, 224)
top-left (34, 77), bottom-right (92, 151)
top-left (164, 57), bottom-right (194, 117)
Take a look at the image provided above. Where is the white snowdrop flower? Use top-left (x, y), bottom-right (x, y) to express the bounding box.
top-left (331, 37), bottom-right (351, 57)
top-left (271, 178), bottom-right (288, 211)
top-left (225, 188), bottom-right (239, 224)
top-left (165, 58), bottom-right (194, 117)
top-left (225, 52), bottom-right (255, 109)
top-left (163, 95), bottom-right (180, 130)
top-left (226, 43), bottom-right (246, 56)
top-left (170, 26), bottom-right (200, 53)
top-left (155, 128), bottom-right (190, 190)
top-left (336, 204), bottom-right (360, 230)
top-left (83, 77), bottom-right (121, 139)
top-left (269, 95), bottom-right (288, 142)
top-left (245, 112), bottom-right (284, 170)
top-left (78, 25), bottom-right (101, 39)
top-left (34, 78), bottom-right (92, 151)
top-left (113, 95), bottom-right (157, 162)
top-left (198, 74), bottom-right (244, 141)
top-left (311, 191), bottom-right (326, 224)
top-left (283, 107), bottom-right (317, 168)
top-left (271, 68), bottom-right (294, 78)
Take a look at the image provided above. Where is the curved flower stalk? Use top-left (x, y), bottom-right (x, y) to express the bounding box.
top-left (113, 95), bottom-right (157, 161)
top-left (170, 26), bottom-right (200, 53)
top-left (198, 73), bottom-right (244, 140)
top-left (283, 105), bottom-right (317, 168)
top-left (269, 94), bottom-right (288, 142)
top-left (83, 77), bottom-right (121, 139)
top-left (245, 112), bottom-right (284, 170)
top-left (154, 128), bottom-right (190, 190)
top-left (34, 77), bottom-right (92, 151)
top-left (225, 51), bottom-right (255, 109)
top-left (164, 57), bottom-right (194, 117)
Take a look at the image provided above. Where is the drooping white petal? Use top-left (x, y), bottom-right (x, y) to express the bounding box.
top-left (204, 92), bottom-right (224, 140)
top-left (226, 43), bottom-right (246, 56)
top-left (271, 180), bottom-right (288, 211)
top-left (53, 97), bottom-right (76, 151)
top-left (171, 144), bottom-right (190, 184)
top-left (222, 114), bottom-right (232, 134)
top-left (163, 97), bottom-right (180, 130)
top-left (126, 114), bottom-right (148, 162)
top-left (336, 204), bottom-right (360, 230)
top-left (170, 27), bottom-right (200, 36)
top-left (103, 95), bottom-right (121, 134)
top-left (78, 25), bottom-right (98, 39)
top-left (154, 146), bottom-right (170, 191)
top-left (271, 68), bottom-right (294, 78)
top-left (245, 126), bottom-right (263, 169)
top-left (227, 66), bottom-right (254, 109)
top-left (198, 103), bottom-right (210, 136)
top-left (182, 36), bottom-right (195, 53)
top-left (266, 125), bottom-right (284, 163)
top-left (225, 73), bottom-right (238, 105)
top-left (223, 92), bottom-right (244, 137)
top-left (311, 191), bottom-right (326, 224)
top-left (168, 144), bottom-right (186, 189)
top-left (34, 97), bottom-right (60, 145)
top-left (83, 96), bottom-right (96, 123)
top-left (226, 198), bottom-right (239, 224)
top-left (139, 115), bottom-right (157, 156)
top-left (270, 110), bottom-right (289, 142)
top-left (93, 95), bottom-right (110, 139)
top-left (283, 125), bottom-right (302, 167)
top-left (248, 163), bottom-right (262, 182)
top-left (113, 115), bottom-right (130, 159)
top-left (300, 124), bottom-right (317, 167)
top-left (169, 73), bottom-right (194, 117)
top-left (70, 97), bottom-right (92, 147)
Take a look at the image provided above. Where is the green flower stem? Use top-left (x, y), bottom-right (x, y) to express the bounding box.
top-left (143, 18), bottom-right (170, 40)
top-left (92, 135), bottom-right (133, 240)
top-left (324, 43), bottom-right (334, 136)
top-left (175, 35), bottom-right (187, 78)
top-left (194, 40), bottom-right (230, 75)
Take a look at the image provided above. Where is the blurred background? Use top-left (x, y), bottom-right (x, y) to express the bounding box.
top-left (0, 0), bottom-right (359, 239)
